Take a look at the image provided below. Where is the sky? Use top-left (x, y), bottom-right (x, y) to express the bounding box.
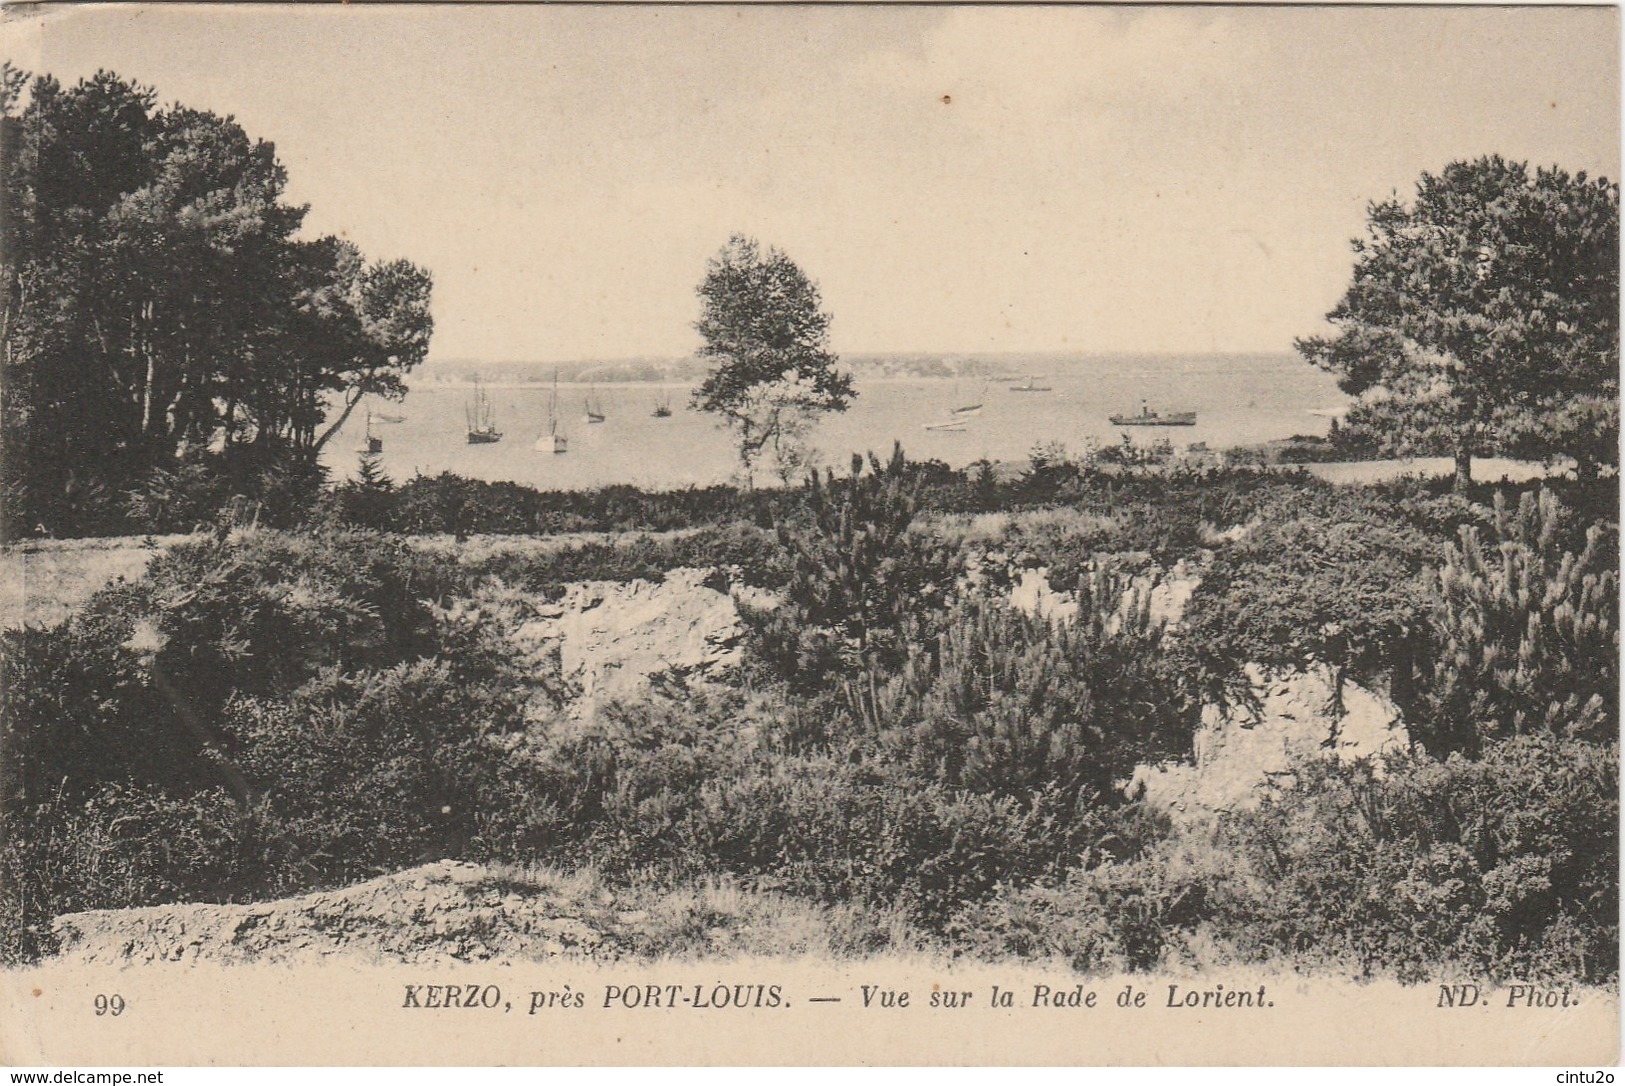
top-left (2, 4), bottom-right (1618, 362)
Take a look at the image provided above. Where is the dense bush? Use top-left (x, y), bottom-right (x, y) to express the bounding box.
top-left (1179, 490), bottom-right (1436, 701)
top-left (317, 458), bottom-right (1330, 553)
top-left (332, 471), bottom-right (794, 536)
top-left (0, 784), bottom-right (246, 962)
top-left (225, 659), bottom-right (534, 893)
top-left (3, 464), bottom-right (1615, 986)
top-left (948, 735), bottom-right (1616, 984)
top-left (1211, 736), bottom-right (1617, 983)
top-left (0, 529), bottom-right (500, 962)
top-left (465, 524), bottom-right (788, 597)
top-left (137, 530), bottom-right (462, 717)
top-left (949, 847), bottom-right (1203, 972)
top-left (517, 691), bottom-right (1115, 927)
top-left (1421, 489), bottom-right (1618, 753)
top-left (861, 580), bottom-right (1193, 811)
top-left (747, 445), bottom-right (962, 693)
top-left (1, 586), bottom-right (182, 805)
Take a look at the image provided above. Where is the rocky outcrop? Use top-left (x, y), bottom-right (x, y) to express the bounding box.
top-left (537, 570), bottom-right (747, 715)
top-left (1132, 664), bottom-right (1409, 821)
top-left (1007, 557), bottom-right (1206, 628)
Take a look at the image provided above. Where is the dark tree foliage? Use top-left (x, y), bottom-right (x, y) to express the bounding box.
top-left (691, 235), bottom-right (855, 484)
top-left (1298, 156), bottom-right (1619, 489)
top-left (0, 67), bottom-right (433, 536)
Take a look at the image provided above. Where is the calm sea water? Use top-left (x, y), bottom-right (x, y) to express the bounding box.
top-left (325, 353), bottom-right (1349, 490)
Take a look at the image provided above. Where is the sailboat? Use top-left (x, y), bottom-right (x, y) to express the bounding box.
top-left (361, 408), bottom-right (384, 454)
top-left (536, 372), bottom-right (569, 453)
top-left (950, 381), bottom-right (986, 417)
top-left (465, 381), bottom-right (502, 444)
top-left (584, 385), bottom-right (606, 424)
top-left (652, 387), bottom-right (673, 418)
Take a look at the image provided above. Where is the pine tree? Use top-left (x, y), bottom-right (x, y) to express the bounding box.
top-left (1425, 488), bottom-right (1618, 752)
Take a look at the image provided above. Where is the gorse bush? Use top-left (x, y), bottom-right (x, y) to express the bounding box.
top-left (1422, 489), bottom-right (1618, 753)
top-left (748, 444), bottom-right (961, 693)
top-left (869, 598), bottom-right (1100, 798)
top-left (949, 847), bottom-right (1204, 973)
top-left (331, 472), bottom-right (794, 536)
top-left (465, 524), bottom-right (788, 597)
top-left (860, 574), bottom-right (1192, 811)
top-left (946, 735), bottom-right (1617, 984)
top-left (518, 691), bottom-right (1118, 927)
top-left (136, 530), bottom-right (460, 720)
top-left (2, 587), bottom-right (183, 805)
top-left (2, 466), bottom-right (1615, 985)
top-left (0, 784), bottom-right (246, 962)
top-left (0, 529), bottom-right (498, 962)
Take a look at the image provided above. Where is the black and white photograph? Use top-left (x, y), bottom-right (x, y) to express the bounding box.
top-left (0, 1), bottom-right (1617, 1067)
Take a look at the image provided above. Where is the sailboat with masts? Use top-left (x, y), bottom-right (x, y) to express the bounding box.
top-left (465, 381), bottom-right (501, 444)
top-left (584, 385), bottom-right (606, 424)
top-left (950, 380), bottom-right (986, 417)
top-left (536, 372), bottom-right (569, 453)
top-left (361, 408), bottom-right (384, 453)
top-left (652, 387), bottom-right (673, 418)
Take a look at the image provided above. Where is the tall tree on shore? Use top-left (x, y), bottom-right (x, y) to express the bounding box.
top-left (0, 66), bottom-right (433, 534)
top-left (1297, 156), bottom-right (1619, 489)
top-left (691, 234), bottom-right (855, 485)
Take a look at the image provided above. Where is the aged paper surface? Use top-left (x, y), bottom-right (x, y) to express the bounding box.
top-left (0, 0), bottom-right (1618, 1068)
top-left (1, 960), bottom-right (1621, 1065)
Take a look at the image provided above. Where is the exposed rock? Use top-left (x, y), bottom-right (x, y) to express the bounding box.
top-left (1132, 663), bottom-right (1409, 821)
top-left (1009, 569), bottom-right (1079, 623)
top-left (1147, 558), bottom-right (1203, 628)
top-left (550, 569), bottom-right (746, 713)
top-left (1007, 557), bottom-right (1205, 629)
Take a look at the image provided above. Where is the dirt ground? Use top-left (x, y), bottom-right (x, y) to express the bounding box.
top-left (48, 859), bottom-right (898, 967)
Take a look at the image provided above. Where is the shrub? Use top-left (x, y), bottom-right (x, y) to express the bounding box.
top-left (0, 784), bottom-right (245, 965)
top-left (510, 689), bottom-right (1120, 927)
top-left (373, 472), bottom-right (794, 536)
top-left (1179, 494), bottom-right (1435, 703)
top-left (0, 528), bottom-right (503, 960)
top-left (1211, 736), bottom-right (1617, 984)
top-left (0, 587), bottom-right (191, 805)
top-left (945, 735), bottom-right (1615, 984)
top-left (464, 524), bottom-right (788, 597)
top-left (860, 584), bottom-right (1193, 810)
top-left (125, 460), bottom-right (233, 534)
top-left (749, 444), bottom-right (962, 692)
top-left (137, 529), bottom-right (462, 716)
top-left (949, 847), bottom-right (1202, 973)
top-left (226, 658), bottom-right (532, 892)
top-left (1422, 489), bottom-right (1618, 752)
